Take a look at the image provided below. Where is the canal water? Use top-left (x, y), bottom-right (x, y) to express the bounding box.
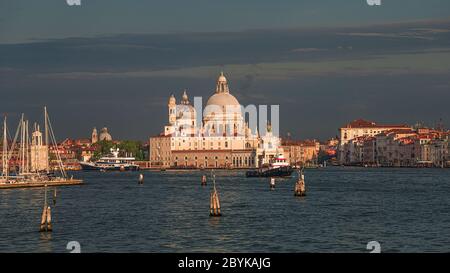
top-left (0, 167), bottom-right (449, 252)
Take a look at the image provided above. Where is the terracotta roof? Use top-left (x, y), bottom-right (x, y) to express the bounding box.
top-left (281, 139), bottom-right (319, 146)
top-left (342, 119), bottom-right (410, 129)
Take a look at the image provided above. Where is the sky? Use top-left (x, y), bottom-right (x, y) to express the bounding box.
top-left (1, 0), bottom-right (450, 141)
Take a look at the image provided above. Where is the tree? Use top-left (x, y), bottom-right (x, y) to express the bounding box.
top-left (92, 140), bottom-right (115, 160)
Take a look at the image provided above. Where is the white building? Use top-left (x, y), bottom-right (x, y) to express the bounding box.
top-left (150, 72), bottom-right (283, 168)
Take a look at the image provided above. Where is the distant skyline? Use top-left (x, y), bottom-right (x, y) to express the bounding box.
top-left (1, 1), bottom-right (450, 141)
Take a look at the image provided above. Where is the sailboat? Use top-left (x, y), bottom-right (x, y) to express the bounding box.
top-left (0, 107), bottom-right (83, 189)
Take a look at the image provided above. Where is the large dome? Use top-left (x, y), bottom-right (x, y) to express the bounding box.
top-left (206, 92), bottom-right (240, 107)
top-left (204, 72), bottom-right (242, 119)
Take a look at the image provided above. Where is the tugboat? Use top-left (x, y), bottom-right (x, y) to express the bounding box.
top-left (80, 148), bottom-right (140, 171)
top-left (246, 153), bottom-right (293, 177)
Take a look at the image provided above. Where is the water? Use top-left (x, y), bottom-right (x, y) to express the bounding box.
top-left (0, 167), bottom-right (449, 253)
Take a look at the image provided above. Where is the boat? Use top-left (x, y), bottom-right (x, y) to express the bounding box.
top-left (79, 148), bottom-right (140, 171)
top-left (246, 153), bottom-right (293, 177)
top-left (0, 107), bottom-right (83, 189)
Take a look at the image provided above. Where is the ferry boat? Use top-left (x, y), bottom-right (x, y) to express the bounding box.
top-left (246, 153), bottom-right (293, 177)
top-left (79, 148), bottom-right (140, 171)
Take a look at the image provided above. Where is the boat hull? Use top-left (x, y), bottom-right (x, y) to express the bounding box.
top-left (80, 162), bottom-right (140, 171)
top-left (246, 166), bottom-right (294, 177)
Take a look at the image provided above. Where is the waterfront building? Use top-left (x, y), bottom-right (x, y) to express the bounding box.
top-left (338, 119), bottom-right (412, 164)
top-left (339, 120), bottom-right (449, 167)
top-left (149, 72), bottom-right (283, 169)
top-left (281, 139), bottom-right (320, 166)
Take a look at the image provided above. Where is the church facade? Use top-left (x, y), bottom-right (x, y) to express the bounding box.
top-left (149, 72), bottom-right (283, 169)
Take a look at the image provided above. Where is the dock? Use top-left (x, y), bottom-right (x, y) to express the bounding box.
top-left (0, 179), bottom-right (83, 189)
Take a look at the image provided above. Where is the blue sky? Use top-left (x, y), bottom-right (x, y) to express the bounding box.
top-left (1, 1), bottom-right (450, 140)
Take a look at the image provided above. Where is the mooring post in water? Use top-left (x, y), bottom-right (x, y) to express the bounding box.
top-left (39, 204), bottom-right (47, 232)
top-left (294, 168), bottom-right (306, 197)
top-left (201, 175), bottom-right (207, 186)
top-left (209, 170), bottom-right (221, 217)
top-left (139, 173), bottom-right (144, 184)
top-left (53, 188), bottom-right (57, 206)
top-left (46, 206), bottom-right (52, 231)
top-left (270, 177), bottom-right (275, 189)
top-left (40, 184), bottom-right (53, 232)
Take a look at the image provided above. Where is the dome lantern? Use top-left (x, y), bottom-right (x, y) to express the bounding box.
top-left (181, 89), bottom-right (189, 105)
top-left (215, 71), bottom-right (230, 94)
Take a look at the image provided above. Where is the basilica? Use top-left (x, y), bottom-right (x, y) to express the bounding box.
top-left (149, 72), bottom-right (283, 169)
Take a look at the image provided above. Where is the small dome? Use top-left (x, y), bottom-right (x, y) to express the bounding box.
top-left (181, 89), bottom-right (189, 105)
top-left (176, 104), bottom-right (196, 120)
top-left (99, 127), bottom-right (112, 141)
top-left (168, 94), bottom-right (176, 104)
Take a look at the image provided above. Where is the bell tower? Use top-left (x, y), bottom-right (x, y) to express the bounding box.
top-left (168, 94), bottom-right (176, 125)
top-left (91, 127), bottom-right (98, 144)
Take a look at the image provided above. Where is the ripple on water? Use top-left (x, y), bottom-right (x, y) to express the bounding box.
top-left (0, 168), bottom-right (449, 252)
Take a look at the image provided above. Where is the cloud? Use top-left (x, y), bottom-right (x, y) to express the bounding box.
top-left (32, 50), bottom-right (450, 80)
top-left (291, 48), bottom-right (326, 53)
top-left (3, 19), bottom-right (450, 75)
top-left (1, 19), bottom-right (450, 140)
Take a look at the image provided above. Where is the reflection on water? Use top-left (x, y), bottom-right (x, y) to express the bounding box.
top-left (0, 167), bottom-right (449, 253)
top-left (208, 216), bottom-right (222, 228)
top-left (38, 232), bottom-right (53, 252)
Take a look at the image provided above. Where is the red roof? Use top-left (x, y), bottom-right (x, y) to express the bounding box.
top-left (281, 139), bottom-right (319, 146)
top-left (343, 119), bottom-right (410, 129)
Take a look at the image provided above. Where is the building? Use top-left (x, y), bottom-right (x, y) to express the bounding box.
top-left (281, 139), bottom-right (320, 166)
top-left (91, 127), bottom-right (98, 144)
top-left (149, 72), bottom-right (283, 169)
top-left (99, 127), bottom-right (112, 141)
top-left (339, 119), bottom-right (412, 165)
top-left (30, 125), bottom-right (49, 171)
top-left (339, 119), bottom-right (449, 167)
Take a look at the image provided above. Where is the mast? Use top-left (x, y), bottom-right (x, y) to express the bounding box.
top-left (21, 118), bottom-right (25, 174)
top-left (33, 123), bottom-right (37, 172)
top-left (44, 106), bottom-right (49, 174)
top-left (2, 116), bottom-right (8, 179)
top-left (45, 107), bottom-right (68, 179)
top-left (25, 120), bottom-right (30, 174)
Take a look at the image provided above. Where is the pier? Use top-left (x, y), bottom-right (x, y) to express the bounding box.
top-left (0, 179), bottom-right (83, 189)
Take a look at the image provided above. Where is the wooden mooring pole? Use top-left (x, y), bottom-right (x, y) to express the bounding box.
top-left (39, 184), bottom-right (53, 232)
top-left (209, 170), bottom-right (221, 217)
top-left (294, 168), bottom-right (306, 197)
